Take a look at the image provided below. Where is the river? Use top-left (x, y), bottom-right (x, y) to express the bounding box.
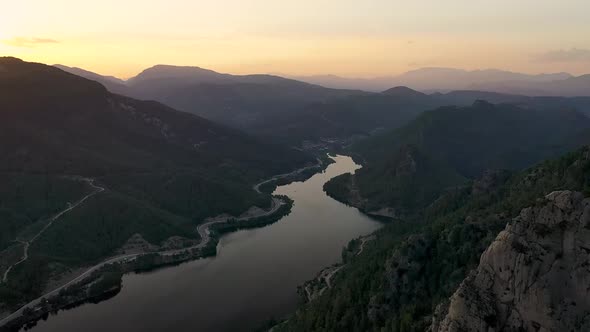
top-left (26, 155), bottom-right (382, 332)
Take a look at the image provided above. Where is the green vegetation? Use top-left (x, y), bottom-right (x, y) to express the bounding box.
top-left (0, 174), bottom-right (90, 250)
top-left (87, 270), bottom-right (123, 298)
top-left (354, 101), bottom-right (590, 178)
top-left (0, 57), bottom-right (314, 313)
top-left (326, 145), bottom-right (467, 215)
top-left (101, 171), bottom-right (270, 222)
top-left (257, 156), bottom-right (332, 194)
top-left (253, 89), bottom-right (442, 144)
top-left (325, 101), bottom-right (590, 218)
top-left (31, 191), bottom-right (194, 264)
top-left (277, 146), bottom-right (590, 331)
top-left (201, 196), bottom-right (294, 257)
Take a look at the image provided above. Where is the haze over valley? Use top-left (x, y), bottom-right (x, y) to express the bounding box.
top-left (2, 1), bottom-right (590, 331)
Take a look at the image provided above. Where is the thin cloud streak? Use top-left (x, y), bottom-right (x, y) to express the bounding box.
top-left (3, 37), bottom-right (60, 48)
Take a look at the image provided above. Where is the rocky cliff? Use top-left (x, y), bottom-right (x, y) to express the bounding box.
top-left (433, 190), bottom-right (590, 331)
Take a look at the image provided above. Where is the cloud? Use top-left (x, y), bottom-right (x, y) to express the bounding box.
top-left (3, 37), bottom-right (60, 48)
top-left (534, 48), bottom-right (590, 62)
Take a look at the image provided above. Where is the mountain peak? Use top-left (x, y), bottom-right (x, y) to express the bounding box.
top-left (382, 86), bottom-right (427, 98)
top-left (0, 56), bottom-right (24, 63)
top-left (54, 64), bottom-right (125, 84)
top-left (128, 64), bottom-right (227, 85)
top-left (0, 57), bottom-right (107, 98)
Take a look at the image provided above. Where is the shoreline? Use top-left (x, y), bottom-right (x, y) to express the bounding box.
top-left (0, 199), bottom-right (293, 331)
top-left (298, 234), bottom-right (376, 303)
top-left (0, 159), bottom-right (325, 331)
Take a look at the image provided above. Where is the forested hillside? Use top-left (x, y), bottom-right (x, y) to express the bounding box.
top-left (57, 64), bottom-right (590, 149)
top-left (324, 101), bottom-right (590, 218)
top-left (0, 57), bottom-right (313, 310)
top-left (279, 145), bottom-right (590, 332)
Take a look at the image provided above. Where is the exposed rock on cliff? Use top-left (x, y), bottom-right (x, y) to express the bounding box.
top-left (433, 190), bottom-right (590, 331)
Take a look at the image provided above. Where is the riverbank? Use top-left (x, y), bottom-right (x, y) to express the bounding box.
top-left (255, 155), bottom-right (330, 194)
top-left (11, 155), bottom-right (381, 332)
top-left (0, 159), bottom-right (323, 331)
top-left (298, 234), bottom-right (376, 303)
top-left (1, 197), bottom-right (294, 332)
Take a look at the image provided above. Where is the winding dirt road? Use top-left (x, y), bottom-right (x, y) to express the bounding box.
top-left (0, 169), bottom-right (294, 327)
top-left (2, 178), bottom-right (104, 283)
top-left (303, 234), bottom-right (376, 302)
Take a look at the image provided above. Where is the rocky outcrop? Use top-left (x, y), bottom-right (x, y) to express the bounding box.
top-left (432, 190), bottom-right (590, 332)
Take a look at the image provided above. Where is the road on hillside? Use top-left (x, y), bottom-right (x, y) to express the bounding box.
top-left (0, 163), bottom-right (303, 327)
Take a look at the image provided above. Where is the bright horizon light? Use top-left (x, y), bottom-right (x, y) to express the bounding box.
top-left (1, 0), bottom-right (590, 79)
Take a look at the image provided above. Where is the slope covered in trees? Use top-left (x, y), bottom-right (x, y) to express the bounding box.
top-left (279, 145), bottom-right (590, 332)
top-left (0, 57), bottom-right (313, 310)
top-left (324, 101), bottom-right (590, 218)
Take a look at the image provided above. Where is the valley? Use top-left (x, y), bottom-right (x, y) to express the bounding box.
top-left (0, 57), bottom-right (315, 325)
top-left (2, 178), bottom-right (104, 284)
top-left (57, 64), bottom-right (590, 147)
top-left (0, 172), bottom-right (292, 330)
top-left (2, 54), bottom-right (590, 332)
top-left (13, 155), bottom-right (382, 332)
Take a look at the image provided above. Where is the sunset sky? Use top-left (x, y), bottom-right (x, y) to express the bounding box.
top-left (2, 0), bottom-right (589, 79)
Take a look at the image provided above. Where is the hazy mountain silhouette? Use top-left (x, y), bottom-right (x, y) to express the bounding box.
top-left (54, 64), bottom-right (590, 146)
top-left (382, 86), bottom-right (430, 99)
top-left (470, 74), bottom-right (590, 96)
top-left (126, 64), bottom-right (232, 85)
top-left (57, 63), bottom-right (588, 98)
top-left (114, 65), bottom-right (366, 131)
top-left (253, 86), bottom-right (441, 143)
top-left (53, 64), bottom-right (129, 94)
top-left (2, 56), bottom-right (311, 216)
top-left (290, 68), bottom-right (585, 95)
top-left (287, 74), bottom-right (398, 92)
top-left (437, 90), bottom-right (590, 117)
top-left (396, 68), bottom-right (572, 91)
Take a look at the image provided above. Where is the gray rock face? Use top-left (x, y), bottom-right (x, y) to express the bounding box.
top-left (433, 190), bottom-right (590, 332)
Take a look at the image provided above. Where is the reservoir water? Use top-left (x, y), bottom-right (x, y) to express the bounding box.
top-left (28, 155), bottom-right (382, 332)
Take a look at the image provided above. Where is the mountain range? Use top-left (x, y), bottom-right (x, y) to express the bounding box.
top-left (280, 145), bottom-right (590, 331)
top-left (54, 64), bottom-right (590, 148)
top-left (3, 56), bottom-right (590, 331)
top-left (55, 64), bottom-right (366, 133)
top-left (0, 57), bottom-right (313, 311)
top-left (325, 100), bottom-right (590, 216)
top-left (290, 68), bottom-right (590, 96)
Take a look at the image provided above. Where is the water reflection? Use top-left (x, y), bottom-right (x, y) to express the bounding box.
top-left (29, 155), bottom-right (382, 332)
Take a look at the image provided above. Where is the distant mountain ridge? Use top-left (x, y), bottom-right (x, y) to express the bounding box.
top-left (53, 64), bottom-right (129, 94)
top-left (290, 68), bottom-right (589, 96)
top-left (57, 63), bottom-right (586, 97)
top-left (323, 100), bottom-right (590, 218)
top-left (0, 57), bottom-right (314, 312)
top-left (55, 63), bottom-right (589, 96)
top-left (55, 63), bottom-right (367, 136)
top-left (53, 63), bottom-right (590, 147)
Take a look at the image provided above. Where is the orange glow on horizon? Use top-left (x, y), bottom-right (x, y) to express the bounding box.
top-left (2, 0), bottom-right (589, 78)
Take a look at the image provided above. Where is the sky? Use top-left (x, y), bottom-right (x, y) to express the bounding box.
top-left (1, 0), bottom-right (590, 79)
